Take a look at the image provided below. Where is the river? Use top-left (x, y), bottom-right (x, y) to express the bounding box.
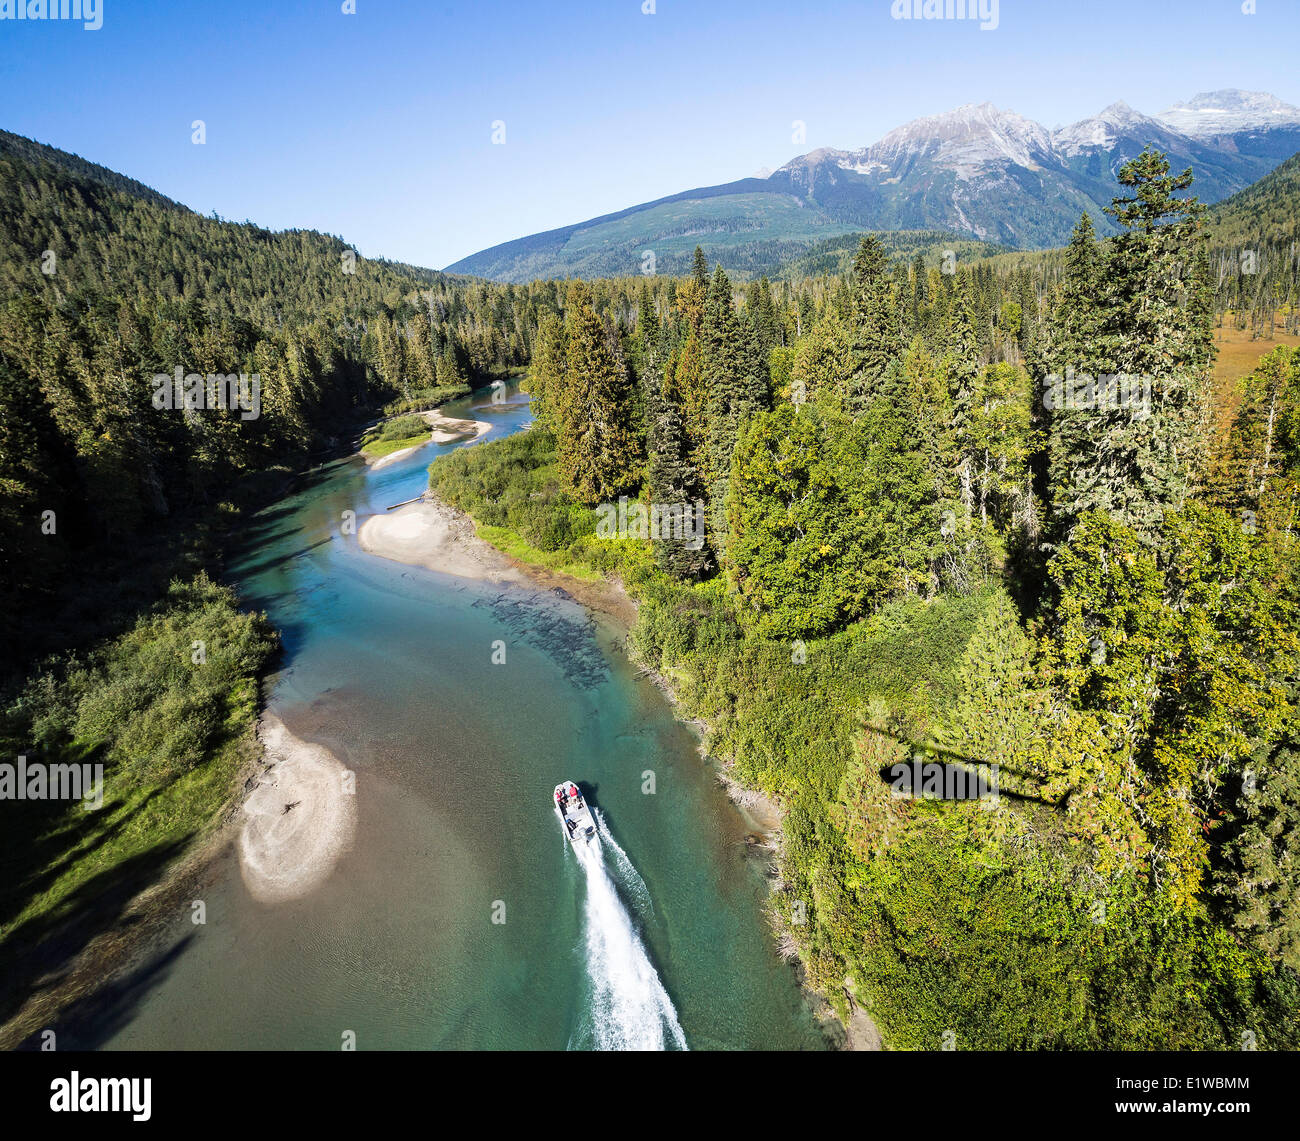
top-left (93, 381), bottom-right (831, 1050)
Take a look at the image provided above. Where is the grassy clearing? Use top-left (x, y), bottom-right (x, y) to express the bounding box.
top-left (1213, 316), bottom-right (1300, 386)
top-left (360, 413), bottom-right (431, 458)
top-left (475, 525), bottom-right (609, 582)
top-left (1209, 315), bottom-right (1300, 449)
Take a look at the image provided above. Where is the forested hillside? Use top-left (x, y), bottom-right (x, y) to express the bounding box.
top-left (0, 131), bottom-right (547, 1029)
top-left (1208, 150), bottom-right (1300, 247)
top-left (0, 130), bottom-right (547, 670)
top-left (430, 149), bottom-right (1300, 1047)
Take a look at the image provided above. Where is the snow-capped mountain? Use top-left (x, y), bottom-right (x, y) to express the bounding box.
top-left (448, 90), bottom-right (1300, 282)
top-left (790, 103), bottom-right (1056, 180)
top-left (1157, 90), bottom-right (1300, 139)
top-left (1052, 101), bottom-right (1169, 156)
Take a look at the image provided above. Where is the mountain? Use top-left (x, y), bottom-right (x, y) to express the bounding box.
top-left (1158, 90), bottom-right (1300, 142)
top-left (447, 90), bottom-right (1300, 282)
top-left (0, 128), bottom-right (183, 212)
top-left (1206, 149), bottom-right (1300, 247)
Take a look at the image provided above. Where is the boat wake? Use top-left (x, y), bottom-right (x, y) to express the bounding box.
top-left (592, 808), bottom-right (652, 916)
top-left (570, 818), bottom-right (686, 1051)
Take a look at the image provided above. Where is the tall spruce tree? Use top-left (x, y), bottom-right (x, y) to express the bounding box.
top-left (555, 282), bottom-right (642, 506)
top-left (909, 251), bottom-right (928, 336)
top-left (524, 312), bottom-right (564, 431)
top-left (847, 235), bottom-right (901, 413)
top-left (637, 280), bottom-right (659, 368)
top-left (945, 273), bottom-right (982, 521)
top-left (701, 265), bottom-right (768, 552)
top-left (691, 245), bottom-right (709, 291)
top-left (646, 372), bottom-right (711, 579)
top-left (1046, 150), bottom-right (1216, 542)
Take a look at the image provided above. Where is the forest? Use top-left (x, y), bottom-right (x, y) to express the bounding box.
top-left (3, 126), bottom-right (1298, 1047)
top-left (0, 132), bottom-right (541, 1018)
top-left (429, 148), bottom-right (1300, 1047)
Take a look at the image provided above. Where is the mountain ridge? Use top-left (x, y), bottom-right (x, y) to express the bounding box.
top-left (448, 89), bottom-right (1300, 281)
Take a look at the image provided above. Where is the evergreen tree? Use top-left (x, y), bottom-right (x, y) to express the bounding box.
top-left (637, 280), bottom-right (659, 368)
top-left (1046, 151), bottom-right (1217, 542)
top-left (1213, 717), bottom-right (1300, 971)
top-left (435, 347), bottom-right (466, 391)
top-left (847, 235), bottom-right (901, 413)
top-left (862, 358), bottom-right (941, 595)
top-left (702, 265), bottom-right (768, 551)
top-left (745, 276), bottom-right (779, 359)
top-left (525, 312), bottom-right (565, 430)
top-left (666, 330), bottom-right (709, 482)
top-left (691, 245), bottom-right (709, 291)
top-left (909, 251), bottom-right (928, 336)
top-left (944, 273), bottom-right (982, 521)
top-left (645, 374), bottom-right (710, 579)
top-left (790, 311), bottom-right (852, 407)
top-left (407, 309), bottom-right (437, 389)
top-left (555, 282), bottom-right (642, 506)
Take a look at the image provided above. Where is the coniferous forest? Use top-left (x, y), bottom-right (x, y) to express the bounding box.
top-left (430, 150), bottom-right (1300, 1048)
top-left (3, 119), bottom-right (1299, 1054)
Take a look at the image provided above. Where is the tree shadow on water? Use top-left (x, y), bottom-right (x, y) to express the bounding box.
top-left (14, 932), bottom-right (197, 1051)
top-left (0, 833), bottom-right (196, 1037)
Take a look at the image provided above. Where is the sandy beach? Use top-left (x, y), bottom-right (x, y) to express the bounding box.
top-left (359, 411), bottom-right (491, 471)
top-left (238, 713), bottom-right (357, 904)
top-left (421, 410), bottom-right (492, 445)
top-left (359, 495), bottom-right (638, 624)
top-left (359, 497), bottom-right (530, 583)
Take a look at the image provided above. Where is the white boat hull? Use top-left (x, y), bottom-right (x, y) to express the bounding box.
top-left (554, 781), bottom-right (597, 845)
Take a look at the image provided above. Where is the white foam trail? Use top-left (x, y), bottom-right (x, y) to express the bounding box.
top-left (572, 832), bottom-right (687, 1051)
top-left (593, 808), bottom-right (652, 916)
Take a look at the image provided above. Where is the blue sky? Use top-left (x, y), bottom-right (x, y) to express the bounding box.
top-left (1, 0), bottom-right (1297, 270)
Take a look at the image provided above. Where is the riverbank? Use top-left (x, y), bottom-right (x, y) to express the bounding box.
top-left (0, 709), bottom-right (364, 1049)
top-left (358, 487), bottom-right (874, 1049)
top-left (0, 574), bottom-right (279, 1050)
top-left (358, 410), bottom-right (492, 472)
top-left (358, 495), bottom-right (638, 627)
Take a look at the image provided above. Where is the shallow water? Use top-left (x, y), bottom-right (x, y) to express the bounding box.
top-left (89, 383), bottom-right (831, 1051)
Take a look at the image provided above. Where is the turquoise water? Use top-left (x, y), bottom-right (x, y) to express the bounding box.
top-left (95, 382), bottom-right (831, 1050)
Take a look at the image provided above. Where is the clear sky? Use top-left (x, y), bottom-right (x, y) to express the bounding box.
top-left (1, 0), bottom-right (1297, 270)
